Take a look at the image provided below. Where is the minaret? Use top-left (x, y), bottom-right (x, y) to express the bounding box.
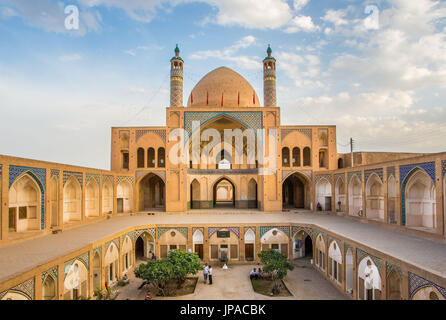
top-left (170, 44), bottom-right (183, 108)
top-left (263, 45), bottom-right (277, 107)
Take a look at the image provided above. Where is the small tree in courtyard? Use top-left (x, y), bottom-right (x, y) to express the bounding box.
top-left (134, 249), bottom-right (201, 296)
top-left (258, 249), bottom-right (294, 295)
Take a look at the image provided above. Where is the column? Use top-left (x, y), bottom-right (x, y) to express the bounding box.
top-left (1, 164), bottom-right (9, 240)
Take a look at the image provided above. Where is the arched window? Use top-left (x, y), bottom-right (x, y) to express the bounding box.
top-left (338, 158), bottom-right (344, 169)
top-left (319, 149), bottom-right (328, 168)
top-left (137, 148), bottom-right (145, 168)
top-left (147, 148), bottom-right (155, 168)
top-left (292, 147), bottom-right (301, 167)
top-left (282, 147), bottom-right (290, 167)
top-left (158, 147), bottom-right (165, 168)
top-left (303, 147), bottom-right (311, 166)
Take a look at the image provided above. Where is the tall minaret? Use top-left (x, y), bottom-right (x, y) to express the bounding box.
top-left (263, 45), bottom-right (277, 107)
top-left (170, 44), bottom-right (184, 108)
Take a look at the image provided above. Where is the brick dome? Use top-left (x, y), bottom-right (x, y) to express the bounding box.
top-left (187, 67), bottom-right (260, 107)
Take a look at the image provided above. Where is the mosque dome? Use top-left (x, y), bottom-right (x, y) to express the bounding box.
top-left (187, 67), bottom-right (260, 107)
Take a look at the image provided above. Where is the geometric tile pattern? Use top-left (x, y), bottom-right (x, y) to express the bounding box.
top-left (184, 111), bottom-right (263, 142)
top-left (344, 243), bottom-right (353, 255)
top-left (334, 173), bottom-right (345, 183)
top-left (117, 175), bottom-right (134, 186)
top-left (192, 227), bottom-right (205, 237)
top-left (387, 166), bottom-right (395, 179)
top-left (291, 226), bottom-right (314, 240)
top-left (9, 165), bottom-right (46, 230)
top-left (102, 174), bottom-right (114, 186)
top-left (0, 277), bottom-right (35, 300)
top-left (281, 128), bottom-right (313, 142)
top-left (348, 171), bottom-right (362, 183)
top-left (42, 266), bottom-right (58, 282)
top-left (400, 162), bottom-right (436, 226)
top-left (136, 129), bottom-right (166, 144)
top-left (409, 272), bottom-right (446, 299)
top-left (364, 168), bottom-right (383, 183)
top-left (386, 262), bottom-right (402, 276)
top-left (243, 226), bottom-right (256, 236)
top-left (157, 227), bottom-right (189, 240)
top-left (64, 252), bottom-right (90, 276)
top-left (208, 227), bottom-right (240, 239)
top-left (63, 171), bottom-right (83, 189)
top-left (50, 169), bottom-right (60, 178)
top-left (86, 173), bottom-right (100, 185)
top-left (442, 160), bottom-right (446, 178)
top-left (134, 228), bottom-right (156, 242)
top-left (93, 246), bottom-right (102, 258)
top-left (315, 174), bottom-right (332, 184)
top-left (259, 226), bottom-right (290, 239)
top-left (400, 162), bottom-right (436, 186)
top-left (356, 248), bottom-right (382, 270)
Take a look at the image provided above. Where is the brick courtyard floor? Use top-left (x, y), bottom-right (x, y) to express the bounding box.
top-left (1, 211), bottom-right (446, 285)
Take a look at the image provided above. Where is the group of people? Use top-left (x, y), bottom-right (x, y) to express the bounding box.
top-left (249, 268), bottom-right (264, 280)
top-left (203, 264), bottom-right (213, 285)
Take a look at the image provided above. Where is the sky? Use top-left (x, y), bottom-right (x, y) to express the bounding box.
top-left (0, 0), bottom-right (445, 170)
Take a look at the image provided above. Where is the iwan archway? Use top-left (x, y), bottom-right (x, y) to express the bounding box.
top-left (138, 173), bottom-right (165, 211)
top-left (213, 177), bottom-right (236, 208)
top-left (282, 172), bottom-right (310, 209)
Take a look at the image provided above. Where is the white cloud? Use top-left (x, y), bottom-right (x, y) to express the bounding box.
top-left (293, 0), bottom-right (309, 11)
top-left (190, 35), bottom-right (261, 70)
top-left (284, 15), bottom-right (320, 33)
top-left (321, 8), bottom-right (348, 26)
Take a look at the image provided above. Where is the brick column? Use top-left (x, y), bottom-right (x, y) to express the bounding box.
top-left (58, 171), bottom-right (64, 229)
top-left (81, 172), bottom-right (86, 222)
top-left (1, 164), bottom-right (9, 241)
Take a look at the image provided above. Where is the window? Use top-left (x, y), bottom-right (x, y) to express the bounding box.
top-left (158, 148), bottom-right (165, 168)
top-left (230, 245), bottom-right (238, 260)
top-left (303, 147), bottom-right (311, 166)
top-left (122, 152), bottom-right (129, 169)
top-left (147, 148), bottom-right (155, 168)
top-left (137, 148), bottom-right (145, 168)
top-left (292, 148), bottom-right (301, 167)
top-left (19, 206), bottom-right (27, 220)
top-left (211, 245), bottom-right (218, 259)
top-left (282, 147), bottom-right (290, 167)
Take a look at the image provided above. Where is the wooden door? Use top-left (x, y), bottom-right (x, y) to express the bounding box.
top-left (195, 244), bottom-right (203, 259)
top-left (117, 198), bottom-right (124, 213)
top-left (245, 244), bottom-right (254, 261)
top-left (8, 208), bottom-right (16, 230)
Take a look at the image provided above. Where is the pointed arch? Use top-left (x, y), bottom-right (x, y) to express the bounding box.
top-left (348, 174), bottom-right (362, 217)
top-left (387, 269), bottom-right (402, 300)
top-left (328, 240), bottom-right (342, 282)
top-left (248, 178), bottom-right (258, 209)
top-left (366, 173), bottom-right (384, 221)
top-left (358, 256), bottom-right (381, 300)
top-left (190, 179), bottom-right (201, 209)
top-left (315, 234), bottom-right (326, 270)
top-left (387, 175), bottom-right (397, 224)
top-left (42, 274), bottom-right (57, 300)
top-left (85, 179), bottom-right (99, 218)
top-left (316, 178), bottom-right (332, 211)
top-left (102, 179), bottom-right (113, 214)
top-left (49, 176), bottom-right (59, 227)
top-left (282, 172), bottom-right (311, 209)
top-left (63, 175), bottom-right (82, 223)
top-left (345, 248), bottom-right (354, 294)
top-left (8, 173), bottom-right (43, 232)
top-left (117, 180), bottom-right (133, 213)
top-left (93, 250), bottom-right (101, 290)
top-left (335, 176), bottom-right (346, 213)
top-left (212, 176), bottom-right (236, 208)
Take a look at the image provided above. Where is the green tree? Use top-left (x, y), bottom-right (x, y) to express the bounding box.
top-left (134, 250), bottom-right (201, 296)
top-left (258, 249), bottom-right (294, 295)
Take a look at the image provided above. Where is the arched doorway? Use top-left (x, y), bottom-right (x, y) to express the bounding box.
top-left (387, 269), bottom-right (402, 300)
top-left (404, 169), bottom-right (436, 230)
top-left (335, 177), bottom-right (346, 213)
top-left (315, 234), bottom-right (326, 270)
top-left (85, 179), bottom-right (99, 218)
top-left (348, 175), bottom-right (362, 217)
top-left (93, 251), bottom-right (101, 291)
top-left (316, 178), bottom-right (332, 211)
top-left (135, 232), bottom-right (155, 261)
top-left (282, 172), bottom-right (309, 209)
top-left (49, 176), bottom-right (59, 227)
top-left (244, 228), bottom-right (256, 261)
top-left (190, 179), bottom-right (200, 209)
top-left (388, 175), bottom-right (397, 224)
top-left (104, 243), bottom-right (119, 285)
top-left (366, 173), bottom-right (384, 221)
top-left (248, 178), bottom-right (258, 209)
top-left (63, 260), bottom-right (88, 300)
top-left (138, 174), bottom-right (165, 211)
top-left (63, 176), bottom-right (82, 223)
top-left (345, 248), bottom-right (354, 295)
top-left (328, 241), bottom-right (342, 283)
top-left (42, 275), bottom-right (56, 300)
top-left (292, 230), bottom-right (312, 260)
top-left (117, 181), bottom-right (132, 213)
top-left (260, 228), bottom-right (289, 258)
top-left (102, 180), bottom-right (113, 214)
top-left (8, 173), bottom-right (42, 232)
top-left (358, 257), bottom-right (381, 300)
top-left (213, 177), bottom-right (235, 208)
top-left (193, 229), bottom-right (204, 260)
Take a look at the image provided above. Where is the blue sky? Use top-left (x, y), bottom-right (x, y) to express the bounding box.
top-left (0, 0), bottom-right (445, 169)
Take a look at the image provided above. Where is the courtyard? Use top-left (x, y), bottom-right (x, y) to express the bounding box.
top-left (117, 258), bottom-right (345, 300)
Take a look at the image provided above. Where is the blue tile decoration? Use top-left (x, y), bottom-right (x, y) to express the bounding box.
top-left (386, 262), bottom-right (401, 276)
top-left (41, 266), bottom-right (58, 282)
top-left (208, 227), bottom-right (240, 239)
top-left (192, 227), bottom-right (205, 237)
top-left (259, 226), bottom-right (290, 239)
top-left (400, 162), bottom-right (436, 186)
top-left (344, 243), bottom-right (353, 255)
top-left (50, 169), bottom-right (60, 178)
top-left (86, 173), bottom-right (100, 185)
top-left (292, 226), bottom-right (314, 240)
top-left (0, 277), bottom-right (35, 300)
top-left (134, 228), bottom-right (156, 242)
top-left (442, 160), bottom-right (446, 178)
top-left (9, 165), bottom-right (46, 230)
top-left (157, 227), bottom-right (189, 240)
top-left (356, 248), bottom-right (382, 270)
top-left (348, 171), bottom-right (362, 183)
top-left (117, 175), bottom-right (134, 186)
top-left (409, 272), bottom-right (446, 299)
top-left (281, 128), bottom-right (313, 142)
top-left (184, 111), bottom-right (263, 143)
top-left (364, 168), bottom-right (383, 183)
top-left (315, 174), bottom-right (331, 184)
top-left (136, 129), bottom-right (166, 144)
top-left (93, 246), bottom-right (102, 258)
top-left (400, 162), bottom-right (436, 226)
top-left (64, 252), bottom-right (90, 277)
top-left (387, 166), bottom-right (395, 179)
top-left (334, 173), bottom-right (345, 183)
top-left (63, 171), bottom-right (83, 189)
top-left (243, 226), bottom-right (256, 236)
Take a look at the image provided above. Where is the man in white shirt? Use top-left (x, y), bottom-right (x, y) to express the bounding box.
top-left (208, 266), bottom-right (213, 285)
top-left (203, 264), bottom-right (209, 284)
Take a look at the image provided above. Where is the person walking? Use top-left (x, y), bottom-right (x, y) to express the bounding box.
top-left (208, 265), bottom-right (213, 285)
top-left (203, 264), bottom-right (209, 284)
